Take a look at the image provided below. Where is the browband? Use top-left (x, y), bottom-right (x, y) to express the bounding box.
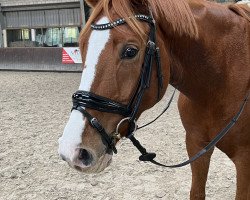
top-left (91, 14), bottom-right (154, 30)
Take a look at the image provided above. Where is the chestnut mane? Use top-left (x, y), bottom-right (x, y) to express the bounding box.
top-left (80, 0), bottom-right (198, 49)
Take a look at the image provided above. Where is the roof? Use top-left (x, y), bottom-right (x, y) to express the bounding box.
top-left (0, 0), bottom-right (79, 7)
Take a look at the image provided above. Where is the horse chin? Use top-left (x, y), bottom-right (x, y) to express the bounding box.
top-left (72, 153), bottom-right (112, 174)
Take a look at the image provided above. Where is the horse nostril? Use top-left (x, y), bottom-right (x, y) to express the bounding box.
top-left (78, 149), bottom-right (93, 166)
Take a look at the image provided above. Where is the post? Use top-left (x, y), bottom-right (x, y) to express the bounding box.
top-left (3, 29), bottom-right (7, 47)
top-left (0, 4), bottom-right (3, 47)
top-left (0, 20), bottom-right (2, 48)
top-left (80, 0), bottom-right (86, 29)
top-left (31, 29), bottom-right (36, 41)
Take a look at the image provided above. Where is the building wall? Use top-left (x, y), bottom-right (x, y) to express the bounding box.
top-left (0, 0), bottom-right (236, 5)
top-left (0, 47), bottom-right (82, 71)
top-left (0, 0), bottom-right (79, 6)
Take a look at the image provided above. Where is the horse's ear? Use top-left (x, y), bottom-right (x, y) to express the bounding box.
top-left (85, 0), bottom-right (100, 8)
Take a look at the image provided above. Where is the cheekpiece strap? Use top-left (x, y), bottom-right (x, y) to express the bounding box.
top-left (73, 105), bottom-right (117, 154)
top-left (91, 14), bottom-right (154, 30)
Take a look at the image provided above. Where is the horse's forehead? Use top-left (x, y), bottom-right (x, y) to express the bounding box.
top-left (79, 16), bottom-right (111, 91)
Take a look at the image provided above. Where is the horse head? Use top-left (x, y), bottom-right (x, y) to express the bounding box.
top-left (58, 0), bottom-right (197, 173)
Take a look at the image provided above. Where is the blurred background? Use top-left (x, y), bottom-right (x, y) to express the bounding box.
top-left (0, 0), bottom-right (237, 71)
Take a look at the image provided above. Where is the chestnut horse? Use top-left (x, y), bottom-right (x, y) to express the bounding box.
top-left (58, 0), bottom-right (250, 199)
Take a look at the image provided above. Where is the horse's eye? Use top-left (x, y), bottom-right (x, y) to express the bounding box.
top-left (121, 47), bottom-right (138, 59)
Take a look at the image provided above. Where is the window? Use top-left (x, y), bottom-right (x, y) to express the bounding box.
top-left (7, 27), bottom-right (80, 47)
top-left (62, 27), bottom-right (80, 47)
top-left (7, 29), bottom-right (32, 47)
top-left (44, 28), bottom-right (62, 47)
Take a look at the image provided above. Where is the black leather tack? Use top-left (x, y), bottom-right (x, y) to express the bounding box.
top-left (71, 11), bottom-right (250, 169)
top-left (71, 13), bottom-right (165, 156)
top-left (139, 153), bottom-right (156, 162)
top-left (91, 118), bottom-right (104, 132)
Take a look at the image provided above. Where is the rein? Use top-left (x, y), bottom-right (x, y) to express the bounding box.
top-left (72, 14), bottom-right (249, 168)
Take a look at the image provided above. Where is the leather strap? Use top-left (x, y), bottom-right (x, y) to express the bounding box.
top-left (72, 91), bottom-right (130, 116)
top-left (73, 105), bottom-right (118, 154)
top-left (130, 92), bottom-right (249, 168)
top-left (137, 89), bottom-right (176, 130)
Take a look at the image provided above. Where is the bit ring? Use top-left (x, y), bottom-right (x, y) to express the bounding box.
top-left (115, 117), bottom-right (137, 140)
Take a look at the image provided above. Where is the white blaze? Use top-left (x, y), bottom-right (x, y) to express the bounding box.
top-left (58, 17), bottom-right (111, 161)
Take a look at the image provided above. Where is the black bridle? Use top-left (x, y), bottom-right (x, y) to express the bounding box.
top-left (72, 14), bottom-right (163, 154)
top-left (72, 14), bottom-right (249, 168)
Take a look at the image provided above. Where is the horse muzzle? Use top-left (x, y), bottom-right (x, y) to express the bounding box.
top-left (59, 145), bottom-right (112, 173)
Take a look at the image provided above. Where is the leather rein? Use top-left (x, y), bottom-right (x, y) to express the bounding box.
top-left (72, 14), bottom-right (249, 168)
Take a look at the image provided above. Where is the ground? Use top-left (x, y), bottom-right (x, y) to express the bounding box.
top-left (0, 72), bottom-right (236, 200)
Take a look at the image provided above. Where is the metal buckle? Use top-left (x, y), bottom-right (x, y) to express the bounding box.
top-left (146, 40), bottom-right (156, 55)
top-left (114, 117), bottom-right (137, 140)
top-left (147, 40), bottom-right (156, 48)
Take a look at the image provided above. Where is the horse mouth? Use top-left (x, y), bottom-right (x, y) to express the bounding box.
top-left (71, 153), bottom-right (112, 174)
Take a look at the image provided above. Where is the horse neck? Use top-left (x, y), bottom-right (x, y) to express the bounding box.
top-left (160, 2), bottom-right (250, 105)
top-left (168, 34), bottom-right (224, 104)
